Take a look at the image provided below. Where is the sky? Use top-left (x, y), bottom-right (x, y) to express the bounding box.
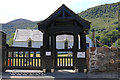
top-left (0, 0), bottom-right (119, 23)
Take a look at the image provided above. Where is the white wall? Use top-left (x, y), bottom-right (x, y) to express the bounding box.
top-left (56, 41), bottom-right (73, 49)
top-left (32, 41), bottom-right (43, 48)
top-left (13, 41), bottom-right (28, 47)
top-left (13, 41), bottom-right (43, 48)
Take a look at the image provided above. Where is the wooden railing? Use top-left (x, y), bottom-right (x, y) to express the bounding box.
top-left (56, 50), bottom-right (74, 69)
top-left (57, 57), bottom-right (73, 67)
top-left (6, 46), bottom-right (42, 70)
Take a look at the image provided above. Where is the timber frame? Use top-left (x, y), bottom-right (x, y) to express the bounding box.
top-left (37, 4), bottom-right (91, 72)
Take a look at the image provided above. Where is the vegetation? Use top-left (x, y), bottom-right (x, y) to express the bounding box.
top-left (7, 33), bottom-right (15, 46)
top-left (78, 2), bottom-right (119, 47)
top-left (112, 38), bottom-right (120, 47)
top-left (2, 19), bottom-right (38, 40)
top-left (99, 30), bottom-right (120, 46)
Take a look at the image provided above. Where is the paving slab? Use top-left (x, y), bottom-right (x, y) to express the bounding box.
top-left (1, 70), bottom-right (119, 80)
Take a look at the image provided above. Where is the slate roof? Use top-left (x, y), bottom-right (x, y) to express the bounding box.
top-left (14, 29), bottom-right (43, 41)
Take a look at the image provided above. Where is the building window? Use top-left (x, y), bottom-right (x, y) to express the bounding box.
top-left (28, 40), bottom-right (32, 47)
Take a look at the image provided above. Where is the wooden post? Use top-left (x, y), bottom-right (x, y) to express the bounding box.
top-left (0, 37), bottom-right (2, 78)
top-left (0, 31), bottom-right (6, 79)
top-left (77, 32), bottom-right (87, 72)
top-left (51, 34), bottom-right (55, 71)
top-left (73, 33), bottom-right (78, 70)
top-left (42, 33), bottom-right (54, 72)
top-left (92, 30), bottom-right (96, 47)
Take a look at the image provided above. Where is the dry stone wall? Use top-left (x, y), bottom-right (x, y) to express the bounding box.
top-left (86, 47), bottom-right (120, 72)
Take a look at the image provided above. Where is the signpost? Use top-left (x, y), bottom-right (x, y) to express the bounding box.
top-left (46, 51), bottom-right (51, 56)
top-left (77, 52), bottom-right (85, 58)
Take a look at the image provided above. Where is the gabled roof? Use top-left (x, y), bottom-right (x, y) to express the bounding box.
top-left (38, 4), bottom-right (91, 31)
top-left (13, 29), bottom-right (43, 41)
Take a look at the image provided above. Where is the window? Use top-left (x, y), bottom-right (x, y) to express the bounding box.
top-left (28, 40), bottom-right (32, 47)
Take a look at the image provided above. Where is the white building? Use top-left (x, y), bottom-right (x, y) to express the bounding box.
top-left (13, 29), bottom-right (93, 48)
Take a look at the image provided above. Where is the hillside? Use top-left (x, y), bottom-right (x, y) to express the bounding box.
top-left (2, 19), bottom-right (38, 40)
top-left (78, 2), bottom-right (119, 46)
top-left (78, 2), bottom-right (119, 34)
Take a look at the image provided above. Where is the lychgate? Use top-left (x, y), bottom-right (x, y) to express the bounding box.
top-left (37, 4), bottom-right (90, 72)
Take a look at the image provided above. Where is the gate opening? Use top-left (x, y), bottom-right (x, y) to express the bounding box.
top-left (57, 51), bottom-right (73, 67)
top-left (56, 34), bottom-right (74, 70)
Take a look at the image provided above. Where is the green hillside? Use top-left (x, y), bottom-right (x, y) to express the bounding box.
top-left (2, 19), bottom-right (38, 40)
top-left (78, 2), bottom-right (119, 46)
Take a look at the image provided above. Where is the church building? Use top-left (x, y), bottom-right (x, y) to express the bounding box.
top-left (13, 29), bottom-right (93, 48)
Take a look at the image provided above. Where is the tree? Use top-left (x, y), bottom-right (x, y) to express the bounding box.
top-left (7, 33), bottom-right (15, 46)
top-left (100, 30), bottom-right (120, 47)
top-left (112, 38), bottom-right (120, 47)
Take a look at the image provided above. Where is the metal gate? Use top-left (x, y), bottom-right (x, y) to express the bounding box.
top-left (56, 50), bottom-right (74, 69)
top-left (5, 47), bottom-right (42, 70)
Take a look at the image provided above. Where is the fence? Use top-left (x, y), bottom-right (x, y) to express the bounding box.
top-left (5, 46), bottom-right (42, 70)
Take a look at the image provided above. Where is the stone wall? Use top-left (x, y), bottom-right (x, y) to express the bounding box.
top-left (86, 47), bottom-right (120, 72)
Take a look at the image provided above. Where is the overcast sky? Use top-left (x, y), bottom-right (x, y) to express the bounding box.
top-left (0, 0), bottom-right (119, 23)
